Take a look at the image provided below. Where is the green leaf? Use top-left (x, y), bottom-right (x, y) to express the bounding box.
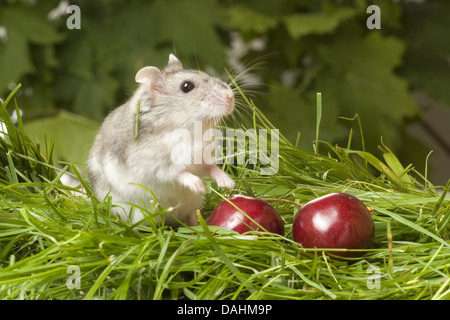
top-left (0, 22), bottom-right (34, 91)
top-left (0, 3), bottom-right (62, 91)
top-left (57, 35), bottom-right (95, 80)
top-left (54, 31), bottom-right (119, 118)
top-left (318, 31), bottom-right (418, 151)
top-left (23, 111), bottom-right (100, 164)
top-left (283, 7), bottom-right (357, 39)
top-left (149, 0), bottom-right (227, 65)
top-left (1, 4), bottom-right (62, 45)
top-left (227, 4), bottom-right (278, 34)
top-left (400, 2), bottom-right (450, 106)
top-left (267, 83), bottom-right (347, 148)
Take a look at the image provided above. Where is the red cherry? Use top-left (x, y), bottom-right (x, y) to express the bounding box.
top-left (207, 195), bottom-right (284, 235)
top-left (293, 193), bottom-right (374, 258)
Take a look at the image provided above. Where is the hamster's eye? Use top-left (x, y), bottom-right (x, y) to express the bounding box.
top-left (180, 81), bottom-right (195, 93)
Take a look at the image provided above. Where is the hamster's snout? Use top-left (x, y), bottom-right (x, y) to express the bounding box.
top-left (204, 82), bottom-right (234, 119)
top-left (222, 87), bottom-right (235, 115)
top-left (220, 82), bottom-right (234, 106)
top-left (223, 95), bottom-right (234, 116)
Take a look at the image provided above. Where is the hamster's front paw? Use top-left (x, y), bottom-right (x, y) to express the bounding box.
top-left (178, 171), bottom-right (206, 194)
top-left (215, 172), bottom-right (235, 189)
top-left (208, 165), bottom-right (235, 189)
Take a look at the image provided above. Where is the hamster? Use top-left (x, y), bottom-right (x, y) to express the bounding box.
top-left (88, 54), bottom-right (235, 226)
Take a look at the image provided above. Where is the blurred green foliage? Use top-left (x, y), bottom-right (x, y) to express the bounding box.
top-left (0, 0), bottom-right (449, 178)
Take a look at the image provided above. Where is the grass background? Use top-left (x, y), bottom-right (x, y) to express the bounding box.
top-left (0, 84), bottom-right (449, 300)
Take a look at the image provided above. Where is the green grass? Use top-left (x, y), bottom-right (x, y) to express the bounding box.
top-left (0, 84), bottom-right (449, 300)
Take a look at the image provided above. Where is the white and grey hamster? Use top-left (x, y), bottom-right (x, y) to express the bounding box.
top-left (88, 54), bottom-right (235, 226)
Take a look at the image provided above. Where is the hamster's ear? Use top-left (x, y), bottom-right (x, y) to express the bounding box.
top-left (135, 66), bottom-right (163, 91)
top-left (164, 54), bottom-right (183, 73)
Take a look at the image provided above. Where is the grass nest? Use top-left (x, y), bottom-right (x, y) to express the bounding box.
top-left (0, 84), bottom-right (449, 300)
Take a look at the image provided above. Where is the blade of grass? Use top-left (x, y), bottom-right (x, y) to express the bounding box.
top-left (314, 92), bottom-right (322, 154)
top-left (373, 206), bottom-right (450, 248)
top-left (153, 239), bottom-right (193, 299)
top-left (195, 210), bottom-right (257, 295)
top-left (287, 264), bottom-right (337, 299)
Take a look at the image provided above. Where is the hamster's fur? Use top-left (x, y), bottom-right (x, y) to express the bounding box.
top-left (88, 54), bottom-right (235, 225)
